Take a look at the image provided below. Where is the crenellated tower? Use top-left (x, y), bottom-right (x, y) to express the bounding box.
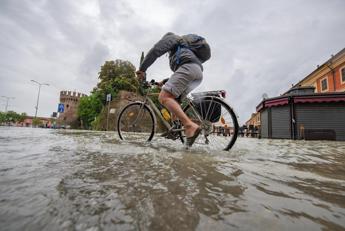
top-left (57, 90), bottom-right (87, 128)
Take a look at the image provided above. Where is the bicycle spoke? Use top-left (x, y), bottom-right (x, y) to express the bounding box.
top-left (118, 103), bottom-right (155, 142)
top-left (184, 96), bottom-right (238, 150)
top-left (204, 97), bottom-right (215, 122)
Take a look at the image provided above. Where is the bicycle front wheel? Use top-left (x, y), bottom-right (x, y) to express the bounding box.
top-left (183, 96), bottom-right (239, 151)
top-left (117, 102), bottom-right (155, 142)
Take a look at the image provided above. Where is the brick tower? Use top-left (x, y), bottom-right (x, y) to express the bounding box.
top-left (57, 90), bottom-right (87, 128)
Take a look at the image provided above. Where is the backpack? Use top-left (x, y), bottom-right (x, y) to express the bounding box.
top-left (176, 34), bottom-right (211, 64)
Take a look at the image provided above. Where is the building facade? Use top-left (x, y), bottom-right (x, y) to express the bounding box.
top-left (243, 112), bottom-right (261, 137)
top-left (254, 47), bottom-right (345, 141)
top-left (57, 91), bottom-right (87, 128)
top-left (292, 48), bottom-right (345, 93)
top-left (257, 91), bottom-right (345, 141)
top-left (245, 112), bottom-right (261, 128)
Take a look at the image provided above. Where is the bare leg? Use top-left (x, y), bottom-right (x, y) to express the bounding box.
top-left (159, 90), bottom-right (199, 137)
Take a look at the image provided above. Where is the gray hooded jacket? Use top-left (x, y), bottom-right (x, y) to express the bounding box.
top-left (139, 32), bottom-right (203, 72)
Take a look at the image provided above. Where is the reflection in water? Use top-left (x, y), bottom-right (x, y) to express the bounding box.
top-left (56, 151), bottom-right (245, 230)
top-left (0, 127), bottom-right (344, 231)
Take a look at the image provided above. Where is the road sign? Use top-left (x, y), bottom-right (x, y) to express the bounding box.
top-left (106, 94), bottom-right (112, 102)
top-left (58, 103), bottom-right (64, 113)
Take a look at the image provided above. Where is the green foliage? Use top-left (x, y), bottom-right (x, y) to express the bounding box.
top-left (93, 60), bottom-right (139, 104)
top-left (91, 113), bottom-right (105, 130)
top-left (32, 118), bottom-right (42, 127)
top-left (77, 94), bottom-right (103, 129)
top-left (0, 111), bottom-right (27, 124)
top-left (98, 60), bottom-right (136, 83)
top-left (77, 59), bottom-right (139, 130)
top-left (18, 113), bottom-right (27, 123)
top-left (0, 112), bottom-right (6, 123)
top-left (5, 111), bottom-right (20, 123)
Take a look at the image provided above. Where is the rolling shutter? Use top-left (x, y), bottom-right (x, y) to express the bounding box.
top-left (260, 109), bottom-right (269, 138)
top-left (271, 106), bottom-right (291, 139)
top-left (295, 103), bottom-right (345, 141)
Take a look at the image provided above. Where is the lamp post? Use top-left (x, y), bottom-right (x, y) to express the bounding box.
top-left (31, 80), bottom-right (49, 118)
top-left (1, 96), bottom-right (15, 112)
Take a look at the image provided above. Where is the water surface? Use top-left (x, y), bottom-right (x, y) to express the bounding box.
top-left (0, 127), bottom-right (344, 230)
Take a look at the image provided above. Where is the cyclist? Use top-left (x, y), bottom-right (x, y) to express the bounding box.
top-left (136, 32), bottom-right (210, 147)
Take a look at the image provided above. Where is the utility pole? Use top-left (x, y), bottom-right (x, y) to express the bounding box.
top-left (1, 96), bottom-right (15, 112)
top-left (31, 80), bottom-right (49, 118)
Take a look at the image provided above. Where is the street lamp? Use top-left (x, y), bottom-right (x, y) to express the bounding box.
top-left (31, 80), bottom-right (49, 118)
top-left (1, 96), bottom-right (15, 112)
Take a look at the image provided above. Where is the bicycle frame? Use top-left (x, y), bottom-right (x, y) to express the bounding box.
top-left (145, 94), bottom-right (172, 131)
top-left (131, 79), bottom-right (225, 136)
top-left (118, 79), bottom-right (239, 150)
top-left (139, 93), bottom-right (186, 134)
top-left (132, 92), bottom-right (208, 138)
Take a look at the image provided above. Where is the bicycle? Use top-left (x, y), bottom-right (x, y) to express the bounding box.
top-left (117, 78), bottom-right (239, 151)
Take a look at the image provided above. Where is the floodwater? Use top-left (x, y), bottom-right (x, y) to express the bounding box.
top-left (0, 127), bottom-right (344, 231)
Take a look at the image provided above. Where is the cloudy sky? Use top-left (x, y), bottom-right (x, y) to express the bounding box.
top-left (1, 0), bottom-right (345, 124)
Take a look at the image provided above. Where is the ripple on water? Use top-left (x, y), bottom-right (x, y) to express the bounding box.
top-left (0, 127), bottom-right (344, 230)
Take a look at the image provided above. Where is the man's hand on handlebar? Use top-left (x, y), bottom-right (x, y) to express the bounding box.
top-left (136, 71), bottom-right (169, 89)
top-left (156, 80), bottom-right (164, 87)
top-left (150, 79), bottom-right (167, 88)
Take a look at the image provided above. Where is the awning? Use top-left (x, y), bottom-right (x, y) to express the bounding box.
top-left (294, 96), bottom-right (345, 104)
top-left (256, 102), bottom-right (264, 112)
top-left (256, 92), bottom-right (345, 112)
top-left (264, 98), bottom-right (289, 108)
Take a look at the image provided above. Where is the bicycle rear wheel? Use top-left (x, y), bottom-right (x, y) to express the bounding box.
top-left (117, 102), bottom-right (155, 142)
top-left (183, 96), bottom-right (239, 151)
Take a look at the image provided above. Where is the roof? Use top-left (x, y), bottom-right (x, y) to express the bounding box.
top-left (288, 47), bottom-right (345, 91)
top-left (257, 92), bottom-right (345, 112)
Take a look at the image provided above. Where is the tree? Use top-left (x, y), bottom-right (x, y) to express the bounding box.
top-left (77, 93), bottom-right (103, 129)
top-left (32, 118), bottom-right (42, 127)
top-left (0, 111), bottom-right (27, 124)
top-left (5, 111), bottom-right (20, 123)
top-left (18, 113), bottom-right (27, 123)
top-left (0, 111), bottom-right (29, 126)
top-left (93, 60), bottom-right (139, 104)
top-left (77, 59), bottom-right (139, 130)
top-left (0, 112), bottom-right (5, 124)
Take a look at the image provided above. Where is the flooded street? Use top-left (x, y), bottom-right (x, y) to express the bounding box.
top-left (0, 127), bottom-right (344, 231)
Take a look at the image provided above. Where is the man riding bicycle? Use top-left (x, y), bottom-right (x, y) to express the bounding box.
top-left (136, 32), bottom-right (211, 147)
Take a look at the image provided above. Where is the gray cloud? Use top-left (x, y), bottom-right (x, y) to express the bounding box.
top-left (78, 42), bottom-right (110, 83)
top-left (0, 0), bottom-right (345, 124)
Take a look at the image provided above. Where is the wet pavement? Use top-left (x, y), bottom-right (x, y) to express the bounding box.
top-left (0, 126), bottom-right (344, 231)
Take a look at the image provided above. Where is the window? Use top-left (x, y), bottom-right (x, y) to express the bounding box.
top-left (321, 77), bottom-right (328, 92)
top-left (341, 67), bottom-right (345, 84)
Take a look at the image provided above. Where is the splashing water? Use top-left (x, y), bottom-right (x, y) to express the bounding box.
top-left (0, 127), bottom-right (344, 230)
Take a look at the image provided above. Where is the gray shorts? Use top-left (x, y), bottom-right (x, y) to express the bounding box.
top-left (162, 63), bottom-right (203, 99)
